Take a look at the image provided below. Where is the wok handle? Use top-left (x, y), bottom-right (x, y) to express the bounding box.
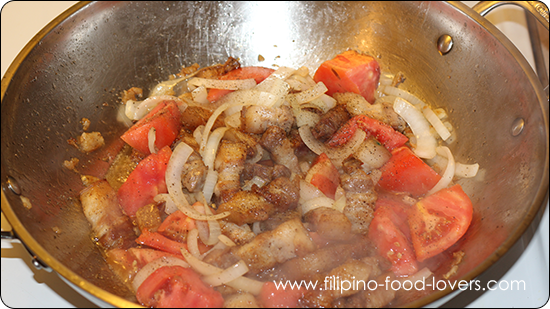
top-left (473, 1), bottom-right (549, 31)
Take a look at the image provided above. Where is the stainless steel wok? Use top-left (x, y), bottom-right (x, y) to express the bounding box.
top-left (1, 1), bottom-right (548, 307)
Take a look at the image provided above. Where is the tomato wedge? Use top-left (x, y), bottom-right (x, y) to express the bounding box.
top-left (259, 281), bottom-right (305, 308)
top-left (369, 195), bottom-right (418, 276)
top-left (408, 184), bottom-right (473, 262)
top-left (158, 210), bottom-right (196, 238)
top-left (206, 66), bottom-right (275, 102)
top-left (377, 146), bottom-right (441, 197)
top-left (120, 100), bottom-right (182, 155)
top-left (136, 266), bottom-right (224, 308)
top-left (326, 115), bottom-right (408, 151)
top-left (136, 228), bottom-right (188, 256)
top-left (305, 153), bottom-right (340, 199)
top-left (313, 50), bottom-right (380, 104)
top-left (117, 146), bottom-right (172, 217)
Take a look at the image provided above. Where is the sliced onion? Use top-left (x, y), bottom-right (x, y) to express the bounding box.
top-left (383, 85), bottom-right (427, 108)
top-left (298, 125), bottom-right (367, 164)
top-left (294, 108), bottom-right (321, 128)
top-left (218, 234), bottom-right (237, 247)
top-left (393, 98), bottom-right (437, 159)
top-left (193, 125), bottom-right (205, 145)
top-left (224, 112), bottom-right (241, 128)
top-left (300, 179), bottom-right (326, 201)
top-left (192, 85), bottom-right (209, 104)
top-left (202, 169), bottom-right (218, 204)
top-left (307, 94), bottom-right (337, 113)
top-left (167, 142), bottom-right (229, 221)
top-left (246, 144), bottom-right (265, 164)
top-left (187, 228), bottom-right (202, 259)
top-left (203, 127), bottom-right (229, 169)
top-left (180, 248), bottom-right (264, 295)
top-left (132, 95), bottom-right (184, 120)
top-left (124, 99), bottom-right (141, 120)
top-left (200, 203), bottom-right (222, 246)
top-left (255, 77), bottom-right (290, 107)
top-left (423, 106), bottom-right (451, 141)
top-left (252, 221), bottom-right (262, 235)
top-left (433, 108), bottom-right (448, 120)
top-left (202, 260), bottom-right (250, 287)
top-left (427, 146), bottom-right (455, 196)
top-left (353, 138), bottom-right (391, 171)
top-left (288, 82), bottom-right (328, 104)
top-left (299, 196), bottom-right (335, 216)
top-left (379, 71), bottom-right (394, 86)
top-left (150, 76), bottom-right (188, 97)
top-left (333, 195), bottom-right (346, 213)
top-left (154, 193), bottom-right (179, 214)
top-left (455, 163), bottom-right (479, 178)
top-left (117, 104), bottom-right (133, 127)
top-left (148, 127), bottom-right (157, 154)
top-left (242, 176), bottom-right (268, 191)
top-left (188, 77), bottom-right (257, 90)
top-left (132, 256), bottom-right (190, 292)
top-left (200, 100), bottom-right (257, 154)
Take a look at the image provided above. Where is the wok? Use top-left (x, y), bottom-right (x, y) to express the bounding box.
top-left (1, 1), bottom-right (548, 307)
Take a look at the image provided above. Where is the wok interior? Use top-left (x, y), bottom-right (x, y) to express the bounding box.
top-left (1, 1), bottom-right (548, 307)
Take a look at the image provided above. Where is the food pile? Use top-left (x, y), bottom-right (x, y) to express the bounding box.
top-left (78, 50), bottom-right (479, 308)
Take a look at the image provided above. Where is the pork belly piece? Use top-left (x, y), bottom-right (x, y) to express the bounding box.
top-left (240, 105), bottom-right (295, 134)
top-left (335, 92), bottom-right (406, 132)
top-left (180, 105), bottom-right (226, 131)
top-left (223, 128), bottom-right (262, 160)
top-left (259, 125), bottom-right (301, 174)
top-left (216, 190), bottom-right (275, 226)
top-left (242, 163), bottom-right (292, 183)
top-left (303, 207), bottom-right (353, 241)
top-left (311, 103), bottom-right (350, 142)
top-left (181, 151), bottom-right (207, 193)
top-left (252, 176), bottom-right (300, 212)
top-left (223, 292), bottom-right (260, 308)
top-left (344, 272), bottom-right (397, 308)
top-left (341, 169), bottom-right (378, 234)
top-left (219, 220), bottom-right (257, 245)
top-left (299, 258), bottom-right (380, 307)
top-left (80, 180), bottom-right (137, 250)
top-left (214, 140), bottom-right (248, 198)
top-left (232, 218), bottom-right (316, 274)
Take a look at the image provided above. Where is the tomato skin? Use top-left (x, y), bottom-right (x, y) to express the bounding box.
top-left (121, 100), bottom-right (182, 155)
top-left (259, 282), bottom-right (304, 308)
top-left (313, 50), bottom-right (380, 104)
top-left (327, 115), bottom-right (408, 151)
top-left (408, 184), bottom-right (473, 262)
top-left (158, 210), bottom-right (196, 237)
top-left (117, 146), bottom-right (172, 217)
top-left (136, 229), bottom-right (188, 256)
top-left (136, 266), bottom-right (224, 308)
top-left (305, 153), bottom-right (340, 199)
top-left (369, 195), bottom-right (419, 277)
top-left (206, 66), bottom-right (275, 102)
top-left (377, 146), bottom-right (441, 197)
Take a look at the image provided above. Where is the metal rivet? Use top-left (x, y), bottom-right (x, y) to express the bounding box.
top-left (511, 118), bottom-right (525, 136)
top-left (437, 34), bottom-right (453, 55)
top-left (6, 176), bottom-right (21, 195)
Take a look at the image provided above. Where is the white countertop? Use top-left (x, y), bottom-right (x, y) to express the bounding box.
top-left (1, 1), bottom-right (549, 308)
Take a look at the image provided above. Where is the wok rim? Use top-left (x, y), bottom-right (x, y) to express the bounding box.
top-left (1, 1), bottom-right (548, 308)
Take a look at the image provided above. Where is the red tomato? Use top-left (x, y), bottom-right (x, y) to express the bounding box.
top-left (326, 115), bottom-right (408, 151)
top-left (369, 196), bottom-right (418, 276)
top-left (117, 146), bottom-right (172, 217)
top-left (377, 146), bottom-right (441, 197)
top-left (158, 210), bottom-right (196, 236)
top-left (313, 50), bottom-right (380, 103)
top-left (305, 153), bottom-right (340, 199)
top-left (408, 184), bottom-right (473, 262)
top-left (120, 100), bottom-right (182, 155)
top-left (136, 229), bottom-right (188, 256)
top-left (259, 281), bottom-right (304, 308)
top-left (355, 115), bottom-right (408, 151)
top-left (206, 67), bottom-right (275, 102)
top-left (136, 266), bottom-right (224, 308)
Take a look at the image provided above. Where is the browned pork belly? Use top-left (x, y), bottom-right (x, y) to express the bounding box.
top-left (181, 151), bottom-right (207, 193)
top-left (242, 163), bottom-right (292, 183)
top-left (216, 190), bottom-right (275, 226)
top-left (240, 105), bottom-right (295, 134)
top-left (259, 125), bottom-right (301, 174)
top-left (344, 272), bottom-right (397, 308)
top-left (303, 207), bottom-right (353, 241)
top-left (232, 218), bottom-right (316, 274)
top-left (334, 92), bottom-right (406, 132)
top-left (311, 103), bottom-right (351, 142)
top-left (79, 180), bottom-right (136, 250)
top-left (341, 168), bottom-right (378, 234)
top-left (214, 140), bottom-right (248, 199)
top-left (252, 176), bottom-right (300, 212)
